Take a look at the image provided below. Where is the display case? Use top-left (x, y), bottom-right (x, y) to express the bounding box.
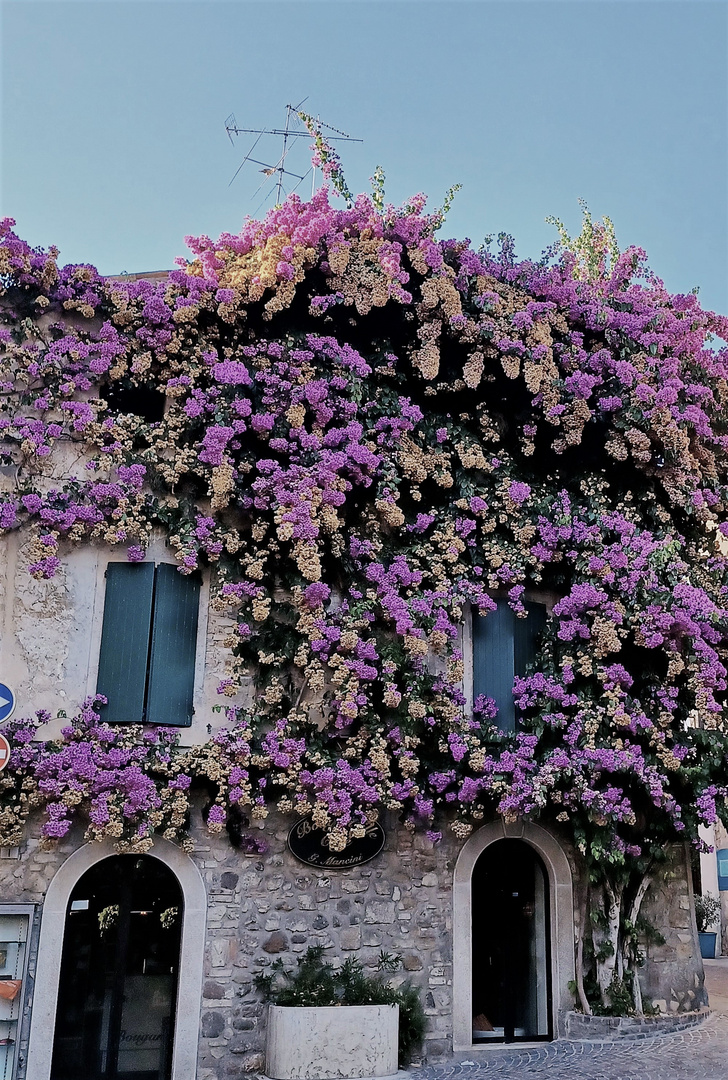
top-left (0, 908), bottom-right (32, 1080)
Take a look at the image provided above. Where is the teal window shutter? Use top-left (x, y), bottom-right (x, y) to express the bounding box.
top-left (145, 564), bottom-right (200, 726)
top-left (473, 599), bottom-right (546, 734)
top-left (473, 600), bottom-right (516, 733)
top-left (96, 562), bottom-right (155, 724)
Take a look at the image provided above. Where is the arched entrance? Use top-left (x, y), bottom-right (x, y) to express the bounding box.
top-left (26, 838), bottom-right (206, 1080)
top-left (50, 854), bottom-right (182, 1079)
top-left (452, 819), bottom-right (575, 1050)
top-left (471, 840), bottom-right (551, 1041)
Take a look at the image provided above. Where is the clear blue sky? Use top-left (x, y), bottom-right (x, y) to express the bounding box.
top-left (2, 1), bottom-right (726, 313)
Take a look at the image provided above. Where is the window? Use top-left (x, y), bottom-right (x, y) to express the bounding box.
top-left (472, 599), bottom-right (546, 734)
top-left (96, 562), bottom-right (200, 726)
top-left (101, 381), bottom-right (166, 422)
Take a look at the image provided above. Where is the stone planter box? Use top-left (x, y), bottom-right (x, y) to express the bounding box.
top-left (266, 1003), bottom-right (399, 1080)
top-left (565, 1008), bottom-right (709, 1040)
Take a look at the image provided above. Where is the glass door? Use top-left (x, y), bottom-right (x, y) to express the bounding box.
top-left (51, 855), bottom-right (183, 1080)
top-left (471, 839), bottom-right (551, 1042)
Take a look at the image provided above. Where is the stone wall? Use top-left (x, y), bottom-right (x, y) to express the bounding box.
top-left (192, 808), bottom-right (457, 1076)
top-left (640, 844), bottom-right (706, 1014)
top-left (0, 809), bottom-right (710, 1078)
top-left (0, 809), bottom-right (457, 1077)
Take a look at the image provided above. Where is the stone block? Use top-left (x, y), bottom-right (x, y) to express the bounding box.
top-left (230, 1036), bottom-right (255, 1054)
top-left (236, 1002), bottom-right (265, 1017)
top-left (364, 902), bottom-right (395, 924)
top-left (203, 980), bottom-right (226, 999)
top-left (403, 954), bottom-right (423, 971)
top-left (341, 879), bottom-right (369, 894)
top-left (223, 1053), bottom-right (266, 1076)
top-left (340, 927), bottom-right (362, 950)
top-left (201, 1011), bottom-right (226, 1038)
top-left (210, 938), bottom-right (235, 969)
top-left (266, 1004), bottom-right (398, 1079)
top-left (423, 1038), bottom-right (449, 1061)
top-left (263, 931), bottom-right (289, 954)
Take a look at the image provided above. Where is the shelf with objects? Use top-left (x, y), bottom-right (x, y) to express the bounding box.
top-left (0, 908), bottom-right (33, 1080)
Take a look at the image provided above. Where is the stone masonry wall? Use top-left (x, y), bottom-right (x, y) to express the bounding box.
top-left (0, 811), bottom-right (708, 1079)
top-left (640, 844), bottom-right (706, 1014)
top-left (193, 808), bottom-right (457, 1077)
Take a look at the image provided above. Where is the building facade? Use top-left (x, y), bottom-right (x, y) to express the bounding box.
top-left (0, 528), bottom-right (708, 1080)
top-left (2, 198), bottom-right (725, 1080)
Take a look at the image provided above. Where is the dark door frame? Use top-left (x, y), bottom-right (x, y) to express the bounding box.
top-left (471, 838), bottom-right (553, 1044)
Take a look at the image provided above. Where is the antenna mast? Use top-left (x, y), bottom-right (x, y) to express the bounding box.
top-left (224, 101), bottom-right (362, 209)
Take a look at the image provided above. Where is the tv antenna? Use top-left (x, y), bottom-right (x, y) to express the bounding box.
top-left (225, 99), bottom-right (362, 209)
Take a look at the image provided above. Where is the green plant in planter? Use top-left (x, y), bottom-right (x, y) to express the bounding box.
top-left (255, 945), bottom-right (426, 1065)
top-left (695, 893), bottom-right (721, 934)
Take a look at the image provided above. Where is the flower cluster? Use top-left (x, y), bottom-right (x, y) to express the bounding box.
top-left (0, 700), bottom-right (191, 852)
top-left (1, 170), bottom-right (728, 865)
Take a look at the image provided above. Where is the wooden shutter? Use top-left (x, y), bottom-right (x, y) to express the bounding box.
top-left (145, 563), bottom-right (200, 727)
top-left (96, 562), bottom-right (155, 724)
top-left (473, 600), bottom-right (516, 734)
top-left (473, 600), bottom-right (546, 734)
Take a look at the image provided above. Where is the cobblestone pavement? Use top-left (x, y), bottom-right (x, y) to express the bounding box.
top-left (410, 960), bottom-right (728, 1080)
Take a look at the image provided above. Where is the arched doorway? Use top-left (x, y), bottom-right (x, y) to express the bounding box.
top-left (452, 819), bottom-right (575, 1050)
top-left (50, 854), bottom-right (183, 1080)
top-left (471, 839), bottom-right (551, 1042)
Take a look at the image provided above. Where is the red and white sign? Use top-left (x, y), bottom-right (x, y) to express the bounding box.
top-left (0, 734), bottom-right (11, 772)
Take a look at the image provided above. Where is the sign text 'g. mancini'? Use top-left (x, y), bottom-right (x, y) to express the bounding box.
top-left (287, 816), bottom-right (385, 869)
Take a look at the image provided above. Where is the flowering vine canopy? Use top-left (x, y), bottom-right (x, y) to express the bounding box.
top-left (2, 173), bottom-right (728, 865)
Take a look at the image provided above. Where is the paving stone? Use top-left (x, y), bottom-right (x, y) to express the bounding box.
top-left (409, 1013), bottom-right (728, 1080)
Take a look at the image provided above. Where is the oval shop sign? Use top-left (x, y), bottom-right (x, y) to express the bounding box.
top-left (287, 816), bottom-right (385, 869)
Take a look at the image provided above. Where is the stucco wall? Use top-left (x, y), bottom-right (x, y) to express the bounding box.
top-left (0, 533), bottom-right (251, 745)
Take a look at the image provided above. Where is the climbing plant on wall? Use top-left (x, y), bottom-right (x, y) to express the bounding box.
top-left (2, 130), bottom-right (728, 1010)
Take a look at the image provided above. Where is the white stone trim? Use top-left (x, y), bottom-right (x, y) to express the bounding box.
top-left (452, 819), bottom-right (575, 1049)
top-left (26, 837), bottom-right (207, 1080)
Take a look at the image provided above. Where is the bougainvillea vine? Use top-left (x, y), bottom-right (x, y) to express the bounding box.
top-left (2, 161), bottom-right (728, 1008)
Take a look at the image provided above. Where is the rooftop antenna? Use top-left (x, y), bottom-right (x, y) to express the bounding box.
top-left (225, 100), bottom-right (362, 208)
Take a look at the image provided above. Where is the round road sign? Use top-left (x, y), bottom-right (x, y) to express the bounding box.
top-left (0, 733), bottom-right (11, 772)
top-left (0, 684), bottom-right (15, 724)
